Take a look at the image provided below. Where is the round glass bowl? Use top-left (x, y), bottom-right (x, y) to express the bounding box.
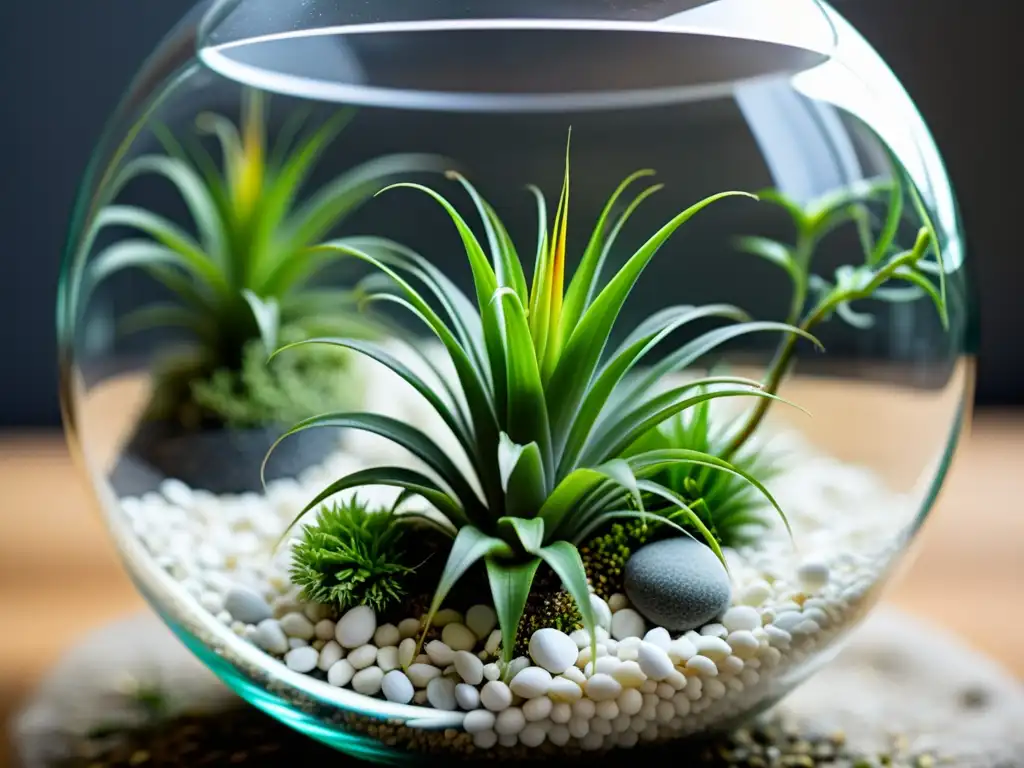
top-left (58, 0), bottom-right (973, 762)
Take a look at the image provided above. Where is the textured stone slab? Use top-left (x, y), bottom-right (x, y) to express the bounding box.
top-left (10, 608), bottom-right (1023, 767)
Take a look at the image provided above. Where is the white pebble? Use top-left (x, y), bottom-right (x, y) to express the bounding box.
top-left (519, 723), bottom-right (547, 747)
top-left (507, 656), bottom-right (531, 679)
top-left (685, 678), bottom-right (703, 700)
top-left (560, 666), bottom-right (586, 685)
top-left (381, 670), bottom-right (414, 704)
top-left (335, 606), bottom-right (376, 648)
top-left (529, 628), bottom-right (579, 674)
top-left (425, 640), bottom-right (455, 666)
top-left (498, 733), bottom-right (518, 747)
top-left (397, 617), bottom-right (421, 639)
top-left (764, 624), bottom-right (793, 647)
top-left (795, 619), bottom-right (822, 635)
top-left (610, 608), bottom-right (645, 640)
top-left (722, 606), bottom-right (761, 632)
top-left (523, 695), bottom-right (553, 721)
top-left (773, 612), bottom-right (804, 633)
top-left (303, 603), bottom-right (331, 623)
top-left (287, 638), bottom-right (307, 650)
top-left (738, 580), bottom-right (772, 606)
top-left (548, 723), bottom-right (570, 746)
top-left (617, 687), bottom-right (643, 716)
top-left (484, 629), bottom-right (502, 656)
top-left (426, 677), bottom-right (457, 710)
top-left (586, 655), bottom-right (621, 677)
top-left (510, 666), bottom-right (552, 698)
top-left (642, 627), bottom-right (671, 649)
top-left (453, 650), bottom-right (484, 685)
top-left (572, 697), bottom-right (596, 720)
top-left (685, 655), bottom-right (719, 677)
top-left (482, 663), bottom-right (501, 682)
top-left (591, 717), bottom-right (612, 736)
top-left (348, 644), bottom-right (378, 670)
top-left (608, 593), bottom-right (629, 612)
top-left (694, 635), bottom-right (732, 661)
top-left (666, 669), bottom-right (687, 690)
top-left (442, 623), bottom-right (477, 652)
top-left (581, 730), bottom-right (605, 749)
top-left (596, 699), bottom-right (619, 720)
top-left (637, 642), bottom-right (674, 681)
top-left (640, 679), bottom-right (659, 694)
top-left (377, 646), bottom-right (400, 672)
top-left (720, 655), bottom-right (744, 675)
top-left (472, 730), bottom-right (498, 749)
top-left (590, 594), bottom-right (613, 630)
top-left (616, 636), bottom-right (642, 661)
top-left (575, 644), bottom-right (606, 669)
top-left (253, 619), bottom-right (289, 655)
top-left (455, 682), bottom-right (480, 710)
top-left (284, 646), bottom-right (318, 673)
top-left (480, 680), bottom-right (513, 711)
top-left (374, 623), bottom-right (400, 648)
top-left (656, 681), bottom-right (676, 699)
top-left (432, 608), bottom-right (462, 627)
top-left (494, 706), bottom-right (526, 735)
top-left (463, 709), bottom-right (496, 733)
top-left (803, 607), bottom-right (829, 626)
top-left (740, 668), bottom-right (760, 687)
top-left (705, 677), bottom-right (727, 699)
top-left (619, 729), bottom-right (639, 748)
top-left (317, 640), bottom-right (343, 671)
top-left (406, 663), bottom-right (442, 687)
top-left (700, 623), bottom-right (729, 639)
top-left (567, 716), bottom-right (590, 739)
top-left (548, 676), bottom-right (583, 702)
top-left (550, 701), bottom-right (573, 724)
top-left (797, 560), bottom-right (831, 592)
top-left (352, 666), bottom-right (384, 695)
top-left (465, 604), bottom-right (497, 640)
top-left (398, 637), bottom-right (416, 668)
top-left (327, 659), bottom-right (355, 687)
top-left (726, 630), bottom-right (760, 659)
top-left (655, 700), bottom-right (675, 723)
top-left (569, 629), bottom-right (590, 649)
top-left (314, 619), bottom-right (337, 641)
top-left (611, 660), bottom-right (646, 688)
top-left (584, 673), bottom-right (622, 701)
top-left (673, 691), bottom-right (691, 716)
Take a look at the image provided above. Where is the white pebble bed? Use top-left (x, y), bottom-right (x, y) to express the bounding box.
top-left (115, 351), bottom-right (919, 752)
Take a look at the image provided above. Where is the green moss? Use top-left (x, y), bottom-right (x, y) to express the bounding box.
top-left (579, 519), bottom-right (655, 600)
top-left (185, 321), bottom-right (361, 429)
top-left (290, 498), bottom-right (422, 613)
top-left (508, 568), bottom-right (583, 657)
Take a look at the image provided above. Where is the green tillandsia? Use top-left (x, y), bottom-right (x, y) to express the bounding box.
top-left (83, 88), bottom-right (444, 426)
top-left (268, 132), bottom-right (820, 665)
top-left (722, 171), bottom-right (950, 460)
top-left (623, 391), bottom-right (786, 548)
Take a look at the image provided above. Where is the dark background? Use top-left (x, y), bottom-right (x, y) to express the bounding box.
top-left (0, 0), bottom-right (1018, 427)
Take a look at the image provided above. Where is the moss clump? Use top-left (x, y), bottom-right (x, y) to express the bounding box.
top-left (579, 519), bottom-right (655, 600)
top-left (510, 568), bottom-right (583, 657)
top-left (290, 498), bottom-right (423, 613)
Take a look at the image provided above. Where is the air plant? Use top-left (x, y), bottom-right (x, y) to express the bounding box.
top-left (84, 89), bottom-right (441, 426)
top-left (720, 171), bottom-right (949, 459)
top-left (269, 135), bottom-right (820, 661)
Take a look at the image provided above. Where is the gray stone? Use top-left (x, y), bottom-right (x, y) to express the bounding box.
top-left (624, 537), bottom-right (731, 632)
top-left (223, 586), bottom-right (273, 625)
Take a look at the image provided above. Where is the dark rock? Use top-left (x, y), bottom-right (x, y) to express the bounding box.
top-left (624, 537), bottom-right (731, 632)
top-left (110, 420), bottom-right (340, 496)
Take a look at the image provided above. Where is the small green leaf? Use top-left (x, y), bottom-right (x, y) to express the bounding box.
top-left (498, 437), bottom-right (547, 519)
top-left (735, 236), bottom-right (801, 286)
top-left (241, 290), bottom-right (280, 354)
top-left (536, 541), bottom-right (598, 661)
top-left (486, 557), bottom-right (542, 664)
top-left (498, 516), bottom-right (545, 553)
top-left (420, 527), bottom-right (513, 655)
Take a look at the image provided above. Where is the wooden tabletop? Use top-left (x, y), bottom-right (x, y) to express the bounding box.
top-left (1, 401), bottom-right (1022, 766)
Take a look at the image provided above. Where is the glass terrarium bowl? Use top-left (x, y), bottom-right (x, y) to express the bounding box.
top-left (58, 0), bottom-right (973, 761)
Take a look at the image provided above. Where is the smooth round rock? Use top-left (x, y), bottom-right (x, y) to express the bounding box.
top-left (722, 606), bottom-right (762, 632)
top-left (442, 623), bottom-right (477, 652)
top-left (252, 619), bottom-right (289, 655)
top-left (637, 641), bottom-right (674, 681)
top-left (624, 538), bottom-right (732, 632)
top-left (610, 608), bottom-right (646, 640)
top-left (529, 628), bottom-right (578, 674)
top-left (455, 682), bottom-right (481, 710)
top-left (406, 663), bottom-right (442, 688)
top-left (348, 644), bottom-right (378, 670)
top-left (224, 587), bottom-right (272, 625)
top-left (426, 677), bottom-right (458, 710)
top-left (466, 604), bottom-right (498, 639)
top-left (376, 645), bottom-right (400, 672)
top-left (590, 594), bottom-right (613, 631)
top-left (317, 640), bottom-right (344, 671)
top-left (494, 707), bottom-right (526, 736)
top-left (284, 646), bottom-right (318, 673)
top-left (463, 709), bottom-right (496, 733)
top-left (374, 623), bottom-right (401, 648)
top-left (509, 666), bottom-right (552, 698)
top-left (352, 666), bottom-right (384, 696)
top-left (381, 670), bottom-right (414, 704)
top-left (327, 659), bottom-right (355, 687)
top-left (584, 673), bottom-right (622, 701)
top-left (548, 676), bottom-right (583, 702)
top-left (480, 680), bottom-right (513, 712)
top-left (454, 650), bottom-right (484, 685)
top-left (797, 560), bottom-right (831, 592)
top-left (279, 612), bottom-right (315, 641)
top-left (335, 606), bottom-right (376, 649)
top-left (425, 640), bottom-right (455, 667)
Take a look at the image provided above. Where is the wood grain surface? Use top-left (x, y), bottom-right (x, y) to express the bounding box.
top-left (1, 384), bottom-right (1021, 765)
